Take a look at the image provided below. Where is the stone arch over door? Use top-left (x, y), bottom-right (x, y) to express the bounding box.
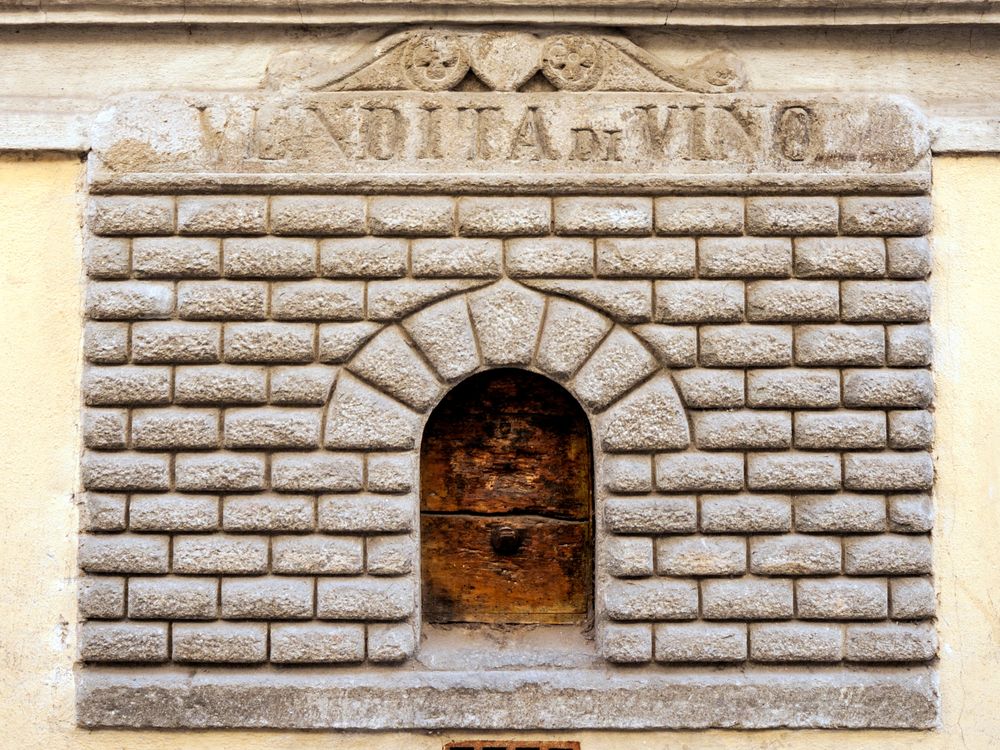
top-left (322, 278), bottom-right (691, 661)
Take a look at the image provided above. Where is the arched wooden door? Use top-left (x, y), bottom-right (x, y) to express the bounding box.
top-left (420, 369), bottom-right (593, 625)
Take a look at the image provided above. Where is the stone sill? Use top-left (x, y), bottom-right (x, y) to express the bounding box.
top-left (0, 0), bottom-right (999, 27)
top-left (77, 665), bottom-right (939, 729)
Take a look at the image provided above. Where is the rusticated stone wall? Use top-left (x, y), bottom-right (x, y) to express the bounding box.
top-left (80, 189), bottom-right (935, 671)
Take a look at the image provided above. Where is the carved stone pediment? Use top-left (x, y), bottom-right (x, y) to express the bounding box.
top-left (267, 29), bottom-right (745, 94)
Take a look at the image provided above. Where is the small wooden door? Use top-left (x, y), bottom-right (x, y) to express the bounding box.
top-left (420, 369), bottom-right (593, 625)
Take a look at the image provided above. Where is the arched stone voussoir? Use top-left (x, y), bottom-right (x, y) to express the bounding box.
top-left (347, 325), bottom-right (443, 413)
top-left (324, 371), bottom-right (422, 451)
top-left (468, 279), bottom-right (546, 366)
top-left (597, 372), bottom-right (691, 453)
top-left (536, 297), bottom-right (613, 382)
top-left (402, 294), bottom-right (481, 383)
top-left (570, 326), bottom-right (659, 412)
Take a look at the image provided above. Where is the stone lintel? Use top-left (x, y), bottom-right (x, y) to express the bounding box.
top-left (89, 92), bottom-right (931, 195)
top-left (77, 666), bottom-right (939, 729)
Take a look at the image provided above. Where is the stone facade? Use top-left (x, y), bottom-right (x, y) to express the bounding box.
top-left (75, 29), bottom-right (937, 730)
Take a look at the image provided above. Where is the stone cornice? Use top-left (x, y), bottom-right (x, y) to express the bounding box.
top-left (0, 0), bottom-right (999, 27)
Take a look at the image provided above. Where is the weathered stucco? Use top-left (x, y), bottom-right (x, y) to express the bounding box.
top-left (0, 154), bottom-right (998, 745)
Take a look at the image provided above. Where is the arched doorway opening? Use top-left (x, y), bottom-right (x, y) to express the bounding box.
top-left (420, 368), bottom-right (593, 625)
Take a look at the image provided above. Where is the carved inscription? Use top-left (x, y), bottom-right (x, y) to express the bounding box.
top-left (92, 92), bottom-right (930, 192)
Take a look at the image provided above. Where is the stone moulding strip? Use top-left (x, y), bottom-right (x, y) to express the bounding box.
top-left (77, 667), bottom-right (938, 729)
top-left (88, 92), bottom-right (931, 195)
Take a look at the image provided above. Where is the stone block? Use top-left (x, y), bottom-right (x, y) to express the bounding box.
top-left (366, 453), bottom-right (415, 494)
top-left (746, 280), bottom-right (839, 322)
top-left (693, 410), bottom-right (791, 451)
top-left (889, 493), bottom-right (935, 533)
top-left (84, 236), bottom-right (130, 279)
top-left (223, 237), bottom-right (316, 278)
top-left (747, 452), bottom-right (841, 491)
top-left (174, 365), bottom-right (267, 405)
top-left (269, 365), bottom-right (337, 405)
top-left (794, 411), bottom-right (886, 450)
top-left (699, 237), bottom-right (792, 278)
top-left (133, 237), bottom-right (221, 279)
top-left (654, 622), bottom-right (747, 663)
top-left (402, 296), bottom-right (482, 382)
top-left (178, 280), bottom-right (268, 320)
top-left (844, 534), bottom-right (932, 575)
top-left (323, 373), bottom-right (421, 451)
top-left (224, 408), bottom-right (322, 450)
top-left (887, 324), bottom-right (933, 366)
top-left (367, 623), bottom-right (416, 663)
top-left (174, 452), bottom-right (265, 492)
top-left (320, 238), bottom-right (408, 278)
top-left (86, 281), bottom-right (174, 320)
top-left (554, 196), bottom-right (652, 235)
top-left (602, 623), bottom-right (653, 663)
top-left (224, 322), bottom-right (315, 363)
top-left (270, 195), bottom-right (367, 236)
top-left (271, 280), bottom-right (364, 321)
top-left (606, 537), bottom-right (655, 578)
top-left (793, 237), bottom-right (886, 279)
top-left (81, 452), bottom-right (171, 492)
top-left (888, 410), bottom-right (934, 450)
top-left (366, 536), bottom-right (415, 576)
top-left (699, 325), bottom-right (792, 367)
top-left (172, 535), bottom-right (268, 575)
top-left (843, 369), bottom-right (933, 409)
top-left (633, 325), bottom-right (697, 368)
top-left (458, 196), bottom-right (551, 236)
top-left (88, 196), bottom-right (174, 236)
top-left (79, 622), bottom-right (168, 662)
top-left (78, 576), bottom-right (125, 619)
top-left (890, 577), bottom-right (936, 619)
top-left (79, 493), bottom-right (127, 532)
top-left (271, 453), bottom-right (364, 493)
top-left (794, 324), bottom-right (885, 367)
top-left (749, 535), bottom-right (841, 575)
top-left (886, 237), bottom-right (932, 279)
top-left (523, 279), bottom-right (652, 323)
top-left (598, 373), bottom-right (690, 452)
top-left (573, 328), bottom-right (659, 411)
top-left (700, 494), bottom-right (792, 533)
top-left (317, 578), bottom-right (414, 620)
top-left (656, 536), bottom-right (746, 576)
top-left (221, 577), bottom-right (314, 619)
top-left (747, 369), bottom-right (840, 409)
top-left (746, 196), bottom-right (839, 235)
top-left (794, 494), bottom-right (886, 533)
top-left (468, 280), bottom-right (546, 366)
top-left (841, 196), bottom-right (932, 235)
top-left (129, 494), bottom-right (219, 532)
top-left (797, 577), bottom-right (887, 619)
top-left (842, 281), bottom-right (930, 322)
top-left (177, 196), bottom-right (267, 235)
top-left (535, 297), bottom-right (612, 380)
top-left (654, 196), bottom-right (744, 235)
top-left (318, 494), bottom-right (414, 533)
top-left (131, 321), bottom-right (221, 364)
top-left (655, 453), bottom-right (744, 493)
top-left (83, 409), bottom-right (127, 450)
top-left (846, 623), bottom-right (937, 662)
top-left (349, 327), bottom-right (442, 411)
top-left (505, 237), bottom-right (593, 278)
top-left (318, 322), bottom-right (381, 363)
top-left (272, 536), bottom-right (363, 575)
top-left (369, 196), bottom-right (454, 236)
top-left (78, 534), bottom-right (169, 574)
top-left (271, 623), bottom-right (365, 664)
top-left (128, 577), bottom-right (218, 620)
top-left (843, 452), bottom-right (934, 491)
top-left (604, 496), bottom-right (697, 534)
top-left (367, 279), bottom-right (486, 321)
top-left (604, 579), bottom-right (699, 621)
top-left (701, 578), bottom-right (794, 620)
top-left (83, 323), bottom-right (129, 364)
top-left (223, 495), bottom-right (314, 532)
top-left (674, 369), bottom-right (744, 408)
top-left (172, 623), bottom-right (267, 663)
top-left (412, 238), bottom-right (503, 278)
top-left (655, 279), bottom-right (744, 323)
top-left (750, 622), bottom-right (843, 662)
top-left (596, 237), bottom-right (695, 278)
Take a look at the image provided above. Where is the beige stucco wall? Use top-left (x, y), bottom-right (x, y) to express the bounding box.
top-left (0, 154), bottom-right (997, 749)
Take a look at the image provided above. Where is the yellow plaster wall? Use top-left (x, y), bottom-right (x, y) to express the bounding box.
top-left (0, 155), bottom-right (997, 750)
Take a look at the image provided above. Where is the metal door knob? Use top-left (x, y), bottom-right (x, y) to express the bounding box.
top-left (490, 525), bottom-right (524, 555)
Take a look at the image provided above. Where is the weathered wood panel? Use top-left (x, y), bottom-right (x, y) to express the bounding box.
top-left (420, 369), bottom-right (593, 624)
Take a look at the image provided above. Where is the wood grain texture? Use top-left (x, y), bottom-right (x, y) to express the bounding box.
top-left (420, 369), bottom-right (593, 624)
